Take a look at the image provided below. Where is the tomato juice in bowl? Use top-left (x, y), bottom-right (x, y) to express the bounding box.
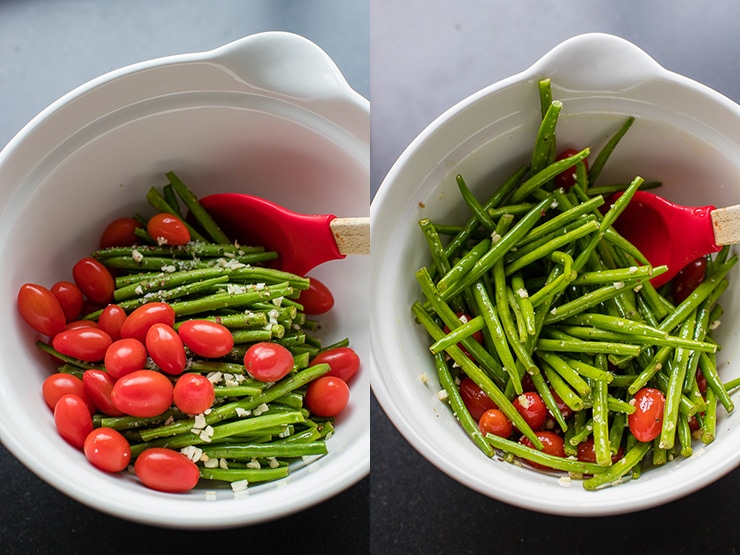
top-left (0, 32), bottom-right (369, 529)
top-left (370, 33), bottom-right (740, 516)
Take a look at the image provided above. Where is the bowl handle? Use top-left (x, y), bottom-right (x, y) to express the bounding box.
top-left (530, 33), bottom-right (665, 91)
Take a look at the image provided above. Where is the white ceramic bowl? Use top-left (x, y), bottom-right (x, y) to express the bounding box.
top-left (371, 33), bottom-right (740, 516)
top-left (0, 31), bottom-right (369, 528)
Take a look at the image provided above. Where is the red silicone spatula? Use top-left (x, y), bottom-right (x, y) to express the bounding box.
top-left (199, 193), bottom-right (370, 277)
top-left (612, 190), bottom-right (737, 287)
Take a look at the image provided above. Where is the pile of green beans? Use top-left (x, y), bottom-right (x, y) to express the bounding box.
top-left (39, 171), bottom-right (346, 489)
top-left (413, 79), bottom-right (737, 490)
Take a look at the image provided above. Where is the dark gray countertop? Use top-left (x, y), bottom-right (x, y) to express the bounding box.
top-left (370, 1), bottom-right (740, 553)
top-left (0, 1), bottom-right (369, 552)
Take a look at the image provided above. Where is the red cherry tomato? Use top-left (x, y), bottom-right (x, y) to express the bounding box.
top-left (549, 388), bottom-right (573, 421)
top-left (672, 256), bottom-right (707, 303)
top-left (65, 320), bottom-right (98, 330)
top-left (17, 283), bottom-right (66, 336)
top-left (173, 373), bottom-right (215, 415)
top-left (305, 376), bottom-right (350, 417)
top-left (576, 438), bottom-right (624, 464)
top-left (298, 277), bottom-right (334, 315)
top-left (177, 320), bottom-right (234, 358)
top-left (104, 338), bottom-right (148, 380)
top-left (72, 257), bottom-right (115, 305)
top-left (134, 447), bottom-right (200, 493)
top-left (696, 368), bottom-right (707, 395)
top-left (54, 394), bottom-right (94, 449)
top-left (478, 408), bottom-right (513, 438)
top-left (243, 342), bottom-right (294, 382)
top-left (100, 217), bottom-right (143, 249)
top-left (83, 427), bottom-right (132, 472)
top-left (628, 387), bottom-right (665, 442)
top-left (520, 431), bottom-right (565, 470)
top-left (111, 369), bottom-right (174, 418)
top-left (146, 323), bottom-right (186, 375)
top-left (52, 327), bottom-right (112, 362)
top-left (554, 148), bottom-right (588, 190)
top-left (512, 391), bottom-right (547, 431)
top-left (309, 347), bottom-right (361, 383)
top-left (42, 373), bottom-right (94, 412)
top-left (459, 377), bottom-right (497, 421)
top-left (119, 302), bottom-right (176, 343)
top-left (83, 369), bottom-right (123, 416)
top-left (147, 213), bottom-right (191, 246)
top-left (50, 281), bottom-right (84, 322)
top-left (98, 304), bottom-right (127, 341)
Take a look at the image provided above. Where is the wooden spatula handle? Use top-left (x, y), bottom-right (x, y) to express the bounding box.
top-left (711, 204), bottom-right (740, 246)
top-left (330, 217), bottom-right (370, 255)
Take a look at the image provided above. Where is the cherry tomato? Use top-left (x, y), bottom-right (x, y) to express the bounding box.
top-left (309, 347), bottom-right (361, 383)
top-left (243, 342), bottom-right (294, 382)
top-left (50, 281), bottom-right (84, 322)
top-left (146, 323), bottom-right (186, 375)
top-left (42, 373), bottom-right (94, 412)
top-left (478, 408), bottom-right (513, 438)
top-left (576, 438), bottom-right (624, 464)
top-left (100, 217), bottom-right (143, 249)
top-left (83, 427), bottom-right (131, 472)
top-left (119, 302), bottom-right (176, 343)
top-left (104, 338), bottom-right (148, 380)
top-left (83, 369), bottom-right (123, 416)
top-left (549, 388), bottom-right (573, 420)
top-left (298, 277), bottom-right (334, 314)
top-left (512, 391), bottom-right (547, 431)
top-left (72, 257), bottom-right (115, 305)
top-left (173, 373), bottom-right (215, 415)
top-left (65, 320), bottom-right (98, 330)
top-left (177, 320), bottom-right (234, 358)
top-left (305, 376), bottom-right (350, 417)
top-left (17, 283), bottom-right (66, 336)
top-left (459, 377), bottom-right (497, 420)
top-left (98, 304), bottom-right (127, 341)
top-left (696, 368), bottom-right (707, 395)
top-left (111, 369), bottom-right (174, 418)
top-left (628, 387), bottom-right (665, 442)
top-left (147, 213), bottom-right (191, 246)
top-left (520, 431), bottom-right (565, 470)
top-left (672, 256), bottom-right (707, 303)
top-left (554, 148), bottom-right (588, 190)
top-left (52, 327), bottom-right (112, 362)
top-left (54, 394), bottom-right (94, 449)
top-left (134, 447), bottom-right (200, 493)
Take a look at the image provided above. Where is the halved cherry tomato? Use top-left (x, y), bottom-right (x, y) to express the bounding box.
top-left (177, 320), bottom-right (234, 359)
top-left (478, 408), bottom-right (513, 438)
top-left (42, 373), bottom-right (94, 412)
top-left (50, 281), bottom-right (84, 322)
top-left (83, 427), bottom-right (131, 472)
top-left (305, 376), bottom-right (350, 417)
top-left (520, 431), bottom-right (565, 470)
top-left (72, 257), bottom-right (115, 305)
top-left (243, 342), bottom-right (294, 382)
top-left (52, 327), bottom-right (112, 362)
top-left (83, 369), bottom-right (123, 416)
top-left (298, 277), bottom-right (334, 315)
top-left (111, 369), bottom-right (174, 418)
top-left (576, 438), bottom-right (624, 464)
top-left (100, 217), bottom-right (142, 249)
top-left (17, 283), bottom-right (66, 336)
top-left (554, 148), bottom-right (588, 190)
top-left (459, 377), bottom-right (497, 421)
top-left (512, 391), bottom-right (547, 431)
top-left (119, 302), bottom-right (175, 343)
top-left (628, 387), bottom-right (665, 442)
top-left (309, 347), bottom-right (361, 383)
top-left (147, 213), bottom-right (191, 246)
top-left (134, 447), bottom-right (200, 493)
top-left (54, 394), bottom-right (94, 449)
top-left (146, 323), bottom-right (186, 375)
top-left (98, 304), bottom-right (127, 341)
top-left (672, 256), bottom-right (707, 303)
top-left (104, 338), bottom-right (147, 380)
top-left (173, 373), bottom-right (215, 415)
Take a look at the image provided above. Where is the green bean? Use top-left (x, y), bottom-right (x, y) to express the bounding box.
top-left (587, 117), bottom-right (635, 187)
top-left (419, 218), bottom-right (452, 276)
top-left (437, 238), bottom-right (491, 292)
top-left (199, 466), bottom-right (290, 484)
top-left (511, 149), bottom-right (590, 204)
top-left (531, 100), bottom-right (563, 175)
top-left (166, 171), bottom-right (231, 244)
top-left (485, 434), bottom-right (606, 475)
top-left (456, 174), bottom-right (496, 231)
top-left (582, 440), bottom-right (650, 491)
top-left (659, 314), bottom-right (696, 450)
